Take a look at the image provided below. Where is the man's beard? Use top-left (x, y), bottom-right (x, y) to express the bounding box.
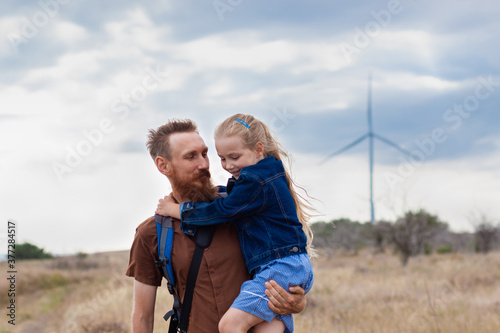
top-left (171, 168), bottom-right (218, 203)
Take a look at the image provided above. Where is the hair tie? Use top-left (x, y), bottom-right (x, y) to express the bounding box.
top-left (235, 118), bottom-right (250, 129)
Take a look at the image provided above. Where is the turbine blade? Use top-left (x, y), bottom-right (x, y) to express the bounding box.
top-left (373, 133), bottom-right (411, 155)
top-left (319, 133), bottom-right (369, 165)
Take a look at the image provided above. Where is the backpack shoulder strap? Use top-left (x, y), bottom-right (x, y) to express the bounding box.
top-left (155, 214), bottom-right (181, 333)
top-left (177, 225), bottom-right (215, 333)
top-left (155, 214), bottom-right (175, 292)
top-left (155, 214), bottom-right (215, 333)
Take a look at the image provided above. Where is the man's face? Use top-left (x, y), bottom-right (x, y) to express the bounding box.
top-left (168, 132), bottom-right (212, 194)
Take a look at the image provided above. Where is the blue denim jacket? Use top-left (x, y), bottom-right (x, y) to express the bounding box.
top-left (180, 156), bottom-right (307, 273)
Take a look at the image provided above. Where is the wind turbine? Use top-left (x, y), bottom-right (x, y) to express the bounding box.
top-left (319, 75), bottom-right (410, 223)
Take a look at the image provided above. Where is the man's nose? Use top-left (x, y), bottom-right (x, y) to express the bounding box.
top-left (198, 156), bottom-right (209, 169)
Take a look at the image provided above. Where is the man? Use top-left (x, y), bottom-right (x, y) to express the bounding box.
top-left (126, 119), bottom-right (306, 332)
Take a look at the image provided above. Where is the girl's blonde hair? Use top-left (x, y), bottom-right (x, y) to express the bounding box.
top-left (215, 114), bottom-right (316, 256)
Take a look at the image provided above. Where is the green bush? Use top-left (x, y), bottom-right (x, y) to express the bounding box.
top-left (436, 244), bottom-right (453, 254)
top-left (424, 243), bottom-right (433, 255)
top-left (16, 242), bottom-right (53, 260)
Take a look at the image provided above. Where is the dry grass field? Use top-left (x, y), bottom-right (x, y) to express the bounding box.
top-left (1, 249), bottom-right (499, 333)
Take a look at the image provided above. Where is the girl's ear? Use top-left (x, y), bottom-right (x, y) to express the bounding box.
top-left (255, 142), bottom-right (265, 158)
top-left (156, 156), bottom-right (172, 176)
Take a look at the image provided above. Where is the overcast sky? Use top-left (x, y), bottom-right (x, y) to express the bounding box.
top-left (1, 0), bottom-right (499, 254)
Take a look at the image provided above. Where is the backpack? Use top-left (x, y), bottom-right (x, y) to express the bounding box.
top-left (155, 214), bottom-right (214, 333)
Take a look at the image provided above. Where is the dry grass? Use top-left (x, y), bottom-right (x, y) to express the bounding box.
top-left (1, 250), bottom-right (499, 332)
top-left (0, 251), bottom-right (134, 333)
top-left (296, 250), bottom-right (500, 333)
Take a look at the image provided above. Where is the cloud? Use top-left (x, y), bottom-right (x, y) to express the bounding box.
top-left (1, 0), bottom-right (499, 253)
top-left (49, 20), bottom-right (88, 45)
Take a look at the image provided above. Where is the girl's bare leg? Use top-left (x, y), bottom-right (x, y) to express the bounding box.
top-left (219, 308), bottom-right (263, 333)
top-left (253, 318), bottom-right (286, 333)
top-left (219, 308), bottom-right (284, 333)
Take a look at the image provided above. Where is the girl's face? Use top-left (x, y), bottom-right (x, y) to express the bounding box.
top-left (215, 135), bottom-right (264, 179)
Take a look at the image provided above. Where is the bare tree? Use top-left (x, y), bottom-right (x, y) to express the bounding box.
top-left (389, 209), bottom-right (447, 266)
top-left (475, 222), bottom-right (499, 254)
top-left (372, 220), bottom-right (392, 254)
top-left (469, 212), bottom-right (499, 254)
top-left (475, 223), bottom-right (498, 253)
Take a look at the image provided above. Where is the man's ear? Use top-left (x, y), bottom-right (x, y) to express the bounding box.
top-left (255, 142), bottom-right (265, 158)
top-left (155, 156), bottom-right (173, 176)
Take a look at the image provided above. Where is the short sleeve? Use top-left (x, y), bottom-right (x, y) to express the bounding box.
top-left (125, 217), bottom-right (163, 287)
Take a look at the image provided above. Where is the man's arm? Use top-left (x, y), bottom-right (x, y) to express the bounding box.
top-left (265, 280), bottom-right (307, 315)
top-left (132, 280), bottom-right (158, 333)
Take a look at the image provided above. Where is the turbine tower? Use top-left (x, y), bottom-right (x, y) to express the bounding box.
top-left (319, 75), bottom-right (410, 223)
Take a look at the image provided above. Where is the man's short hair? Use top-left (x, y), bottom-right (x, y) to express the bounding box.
top-left (146, 119), bottom-right (198, 160)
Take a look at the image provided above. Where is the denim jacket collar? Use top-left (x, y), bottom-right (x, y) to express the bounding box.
top-left (225, 156), bottom-right (283, 195)
top-left (241, 156), bottom-right (283, 179)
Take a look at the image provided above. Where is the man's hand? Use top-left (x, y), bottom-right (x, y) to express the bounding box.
top-left (264, 280), bottom-right (307, 315)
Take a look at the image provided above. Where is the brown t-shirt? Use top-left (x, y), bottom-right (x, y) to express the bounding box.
top-left (126, 216), bottom-right (250, 332)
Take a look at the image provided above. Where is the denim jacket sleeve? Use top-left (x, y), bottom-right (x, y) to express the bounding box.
top-left (180, 174), bottom-right (265, 234)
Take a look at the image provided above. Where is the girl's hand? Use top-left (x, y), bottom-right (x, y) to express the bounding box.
top-left (155, 195), bottom-right (181, 219)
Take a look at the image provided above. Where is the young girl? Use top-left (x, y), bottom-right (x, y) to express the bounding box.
top-left (156, 114), bottom-right (314, 333)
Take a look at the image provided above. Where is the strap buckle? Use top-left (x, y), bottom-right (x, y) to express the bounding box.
top-left (155, 257), bottom-right (169, 268)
